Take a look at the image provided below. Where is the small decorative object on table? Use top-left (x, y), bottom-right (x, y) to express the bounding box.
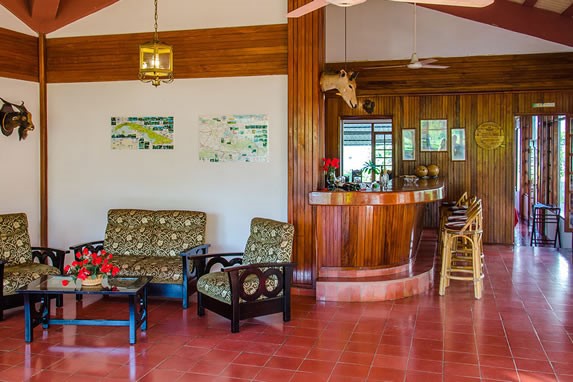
top-left (415, 165), bottom-right (428, 178)
top-left (379, 169), bottom-right (390, 189)
top-left (427, 164), bottom-right (439, 178)
top-left (322, 157), bottom-right (340, 191)
top-left (63, 247), bottom-right (120, 287)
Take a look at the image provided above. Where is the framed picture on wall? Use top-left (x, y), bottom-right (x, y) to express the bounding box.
top-left (451, 128), bottom-right (466, 161)
top-left (402, 129), bottom-right (415, 161)
top-left (420, 119), bottom-right (447, 152)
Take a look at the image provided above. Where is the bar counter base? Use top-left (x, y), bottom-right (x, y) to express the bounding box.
top-left (316, 230), bottom-right (437, 302)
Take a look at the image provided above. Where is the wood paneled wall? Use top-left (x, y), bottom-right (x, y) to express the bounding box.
top-left (327, 53), bottom-right (573, 95)
top-left (288, 0), bottom-right (325, 290)
top-left (326, 90), bottom-right (573, 244)
top-left (46, 24), bottom-right (287, 83)
top-left (0, 27), bottom-right (38, 82)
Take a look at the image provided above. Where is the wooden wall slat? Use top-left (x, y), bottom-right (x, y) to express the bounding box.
top-left (326, 53), bottom-right (573, 96)
top-left (46, 24), bottom-right (288, 83)
top-left (326, 90), bottom-right (573, 244)
top-left (0, 27), bottom-right (38, 82)
top-left (288, 0), bottom-right (324, 290)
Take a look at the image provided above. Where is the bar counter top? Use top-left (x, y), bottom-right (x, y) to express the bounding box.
top-left (309, 177), bottom-right (444, 206)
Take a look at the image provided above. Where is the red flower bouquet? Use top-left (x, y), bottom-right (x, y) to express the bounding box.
top-left (62, 248), bottom-right (119, 286)
top-left (322, 157), bottom-right (340, 174)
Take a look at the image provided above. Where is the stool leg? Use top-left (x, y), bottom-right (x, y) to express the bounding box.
top-left (439, 233), bottom-right (451, 296)
top-left (472, 234), bottom-right (483, 300)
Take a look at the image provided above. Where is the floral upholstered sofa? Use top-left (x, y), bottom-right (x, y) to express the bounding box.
top-left (0, 213), bottom-right (66, 320)
top-left (71, 209), bottom-right (209, 309)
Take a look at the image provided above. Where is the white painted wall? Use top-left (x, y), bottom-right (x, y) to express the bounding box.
top-left (0, 78), bottom-right (40, 243)
top-left (48, 0), bottom-right (287, 37)
top-left (326, 1), bottom-right (572, 63)
top-left (48, 76), bottom-right (287, 252)
top-left (0, 5), bottom-right (35, 35)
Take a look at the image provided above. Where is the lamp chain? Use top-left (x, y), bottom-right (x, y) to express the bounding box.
top-left (153, 0), bottom-right (159, 42)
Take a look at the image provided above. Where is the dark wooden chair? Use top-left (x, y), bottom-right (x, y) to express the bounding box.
top-left (193, 217), bottom-right (295, 333)
top-left (0, 213), bottom-right (66, 320)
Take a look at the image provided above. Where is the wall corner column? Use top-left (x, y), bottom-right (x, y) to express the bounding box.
top-left (39, 33), bottom-right (48, 246)
top-left (287, 0), bottom-right (325, 290)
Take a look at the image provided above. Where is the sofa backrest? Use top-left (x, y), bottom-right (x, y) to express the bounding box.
top-left (0, 213), bottom-right (32, 264)
top-left (104, 209), bottom-right (206, 257)
top-left (242, 218), bottom-right (294, 265)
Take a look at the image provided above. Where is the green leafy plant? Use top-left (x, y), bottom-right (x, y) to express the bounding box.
top-left (361, 160), bottom-right (380, 181)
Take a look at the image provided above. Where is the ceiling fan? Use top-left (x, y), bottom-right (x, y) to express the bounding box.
top-left (385, 4), bottom-right (449, 69)
top-left (287, 0), bottom-right (494, 18)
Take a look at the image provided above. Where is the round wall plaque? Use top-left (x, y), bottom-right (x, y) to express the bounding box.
top-left (475, 122), bottom-right (504, 150)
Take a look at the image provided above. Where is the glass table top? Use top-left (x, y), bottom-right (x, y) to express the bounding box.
top-left (17, 275), bottom-right (153, 295)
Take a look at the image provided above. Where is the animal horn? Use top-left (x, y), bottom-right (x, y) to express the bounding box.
top-left (349, 71), bottom-right (359, 80)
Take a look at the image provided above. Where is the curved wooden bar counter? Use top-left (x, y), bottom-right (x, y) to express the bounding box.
top-left (309, 178), bottom-right (444, 302)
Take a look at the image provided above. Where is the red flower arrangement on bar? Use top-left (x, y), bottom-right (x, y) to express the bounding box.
top-left (62, 248), bottom-right (120, 286)
top-left (322, 157), bottom-right (340, 174)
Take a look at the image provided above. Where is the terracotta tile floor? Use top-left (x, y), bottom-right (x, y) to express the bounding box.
top-left (1, 241), bottom-right (573, 381)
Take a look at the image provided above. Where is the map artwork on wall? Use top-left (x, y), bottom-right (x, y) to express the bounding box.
top-left (199, 114), bottom-right (269, 162)
top-left (111, 116), bottom-right (174, 150)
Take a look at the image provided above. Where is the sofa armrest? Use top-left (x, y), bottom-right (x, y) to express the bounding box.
top-left (69, 240), bottom-right (105, 254)
top-left (31, 247), bottom-right (68, 273)
top-left (180, 244), bottom-right (210, 257)
top-left (222, 262), bottom-right (295, 302)
top-left (193, 252), bottom-right (244, 278)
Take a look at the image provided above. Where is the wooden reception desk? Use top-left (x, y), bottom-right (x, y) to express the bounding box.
top-left (309, 178), bottom-right (444, 301)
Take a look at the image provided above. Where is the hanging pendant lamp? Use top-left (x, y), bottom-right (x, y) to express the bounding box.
top-left (139, 0), bottom-right (173, 87)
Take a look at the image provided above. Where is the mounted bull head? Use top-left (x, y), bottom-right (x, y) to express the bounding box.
top-left (319, 69), bottom-right (358, 109)
top-left (0, 98), bottom-right (34, 140)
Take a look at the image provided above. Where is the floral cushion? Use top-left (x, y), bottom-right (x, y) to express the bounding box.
top-left (3, 263), bottom-right (60, 296)
top-left (104, 209), bottom-right (206, 258)
top-left (0, 213), bottom-right (32, 265)
top-left (242, 218), bottom-right (294, 265)
top-left (110, 255), bottom-right (144, 276)
top-left (152, 211), bottom-right (206, 257)
top-left (104, 210), bottom-right (155, 256)
top-left (197, 270), bottom-right (280, 304)
top-left (116, 256), bottom-right (183, 284)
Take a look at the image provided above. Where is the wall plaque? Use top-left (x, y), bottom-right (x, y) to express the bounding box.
top-left (475, 122), bottom-right (504, 150)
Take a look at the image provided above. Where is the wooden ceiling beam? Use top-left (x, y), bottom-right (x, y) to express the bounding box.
top-left (420, 0), bottom-right (573, 47)
top-left (29, 0), bottom-right (60, 21)
top-left (0, 0), bottom-right (119, 33)
top-left (522, 0), bottom-right (537, 7)
top-left (563, 4), bottom-right (573, 17)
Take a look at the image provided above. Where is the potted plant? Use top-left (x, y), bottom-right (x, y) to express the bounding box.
top-left (361, 160), bottom-right (380, 182)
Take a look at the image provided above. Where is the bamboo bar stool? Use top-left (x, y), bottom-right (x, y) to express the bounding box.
top-left (438, 193), bottom-right (472, 252)
top-left (439, 199), bottom-right (484, 299)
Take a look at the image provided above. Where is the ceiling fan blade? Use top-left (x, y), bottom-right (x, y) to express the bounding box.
top-left (418, 58), bottom-right (438, 65)
top-left (287, 0), bottom-right (329, 18)
top-left (391, 0), bottom-right (493, 7)
top-left (365, 64), bottom-right (408, 69)
top-left (421, 64), bottom-right (449, 69)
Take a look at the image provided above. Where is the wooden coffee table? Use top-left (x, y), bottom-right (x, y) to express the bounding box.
top-left (17, 275), bottom-right (152, 344)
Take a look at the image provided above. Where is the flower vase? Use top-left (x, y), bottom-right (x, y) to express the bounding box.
top-left (82, 274), bottom-right (104, 287)
top-left (326, 170), bottom-right (336, 191)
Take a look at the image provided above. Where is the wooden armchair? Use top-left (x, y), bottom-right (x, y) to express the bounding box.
top-left (193, 218), bottom-right (295, 332)
top-left (0, 213), bottom-right (66, 320)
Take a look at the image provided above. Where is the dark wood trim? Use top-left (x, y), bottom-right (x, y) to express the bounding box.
top-left (0, 27), bottom-right (38, 81)
top-left (39, 33), bottom-right (48, 247)
top-left (46, 24), bottom-right (287, 83)
top-left (327, 53), bottom-right (573, 96)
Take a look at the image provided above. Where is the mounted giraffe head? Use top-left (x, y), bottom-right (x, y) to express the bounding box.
top-left (319, 69), bottom-right (358, 109)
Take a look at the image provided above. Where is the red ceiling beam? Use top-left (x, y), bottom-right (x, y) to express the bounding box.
top-left (421, 0), bottom-right (573, 47)
top-left (522, 0), bottom-right (537, 7)
top-left (30, 0), bottom-right (60, 21)
top-left (0, 0), bottom-right (119, 33)
top-left (563, 4), bottom-right (573, 17)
